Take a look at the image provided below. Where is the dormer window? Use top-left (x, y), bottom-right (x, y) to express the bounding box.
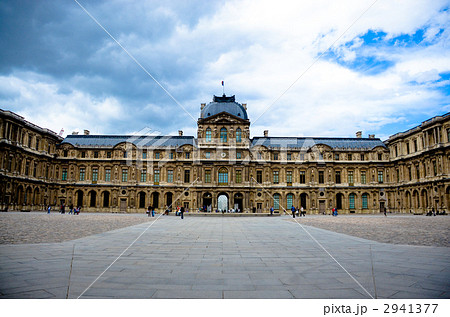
top-left (236, 128), bottom-right (242, 143)
top-left (220, 128), bottom-right (227, 143)
top-left (206, 128), bottom-right (211, 142)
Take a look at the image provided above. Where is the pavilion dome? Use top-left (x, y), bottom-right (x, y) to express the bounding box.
top-left (200, 95), bottom-right (248, 120)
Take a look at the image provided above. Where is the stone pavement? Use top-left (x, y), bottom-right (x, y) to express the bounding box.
top-left (0, 216), bottom-right (448, 299)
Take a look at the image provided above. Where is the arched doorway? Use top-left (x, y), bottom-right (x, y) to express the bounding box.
top-left (76, 190), bottom-right (83, 207)
top-left (421, 189), bottom-right (428, 210)
top-left (25, 186), bottom-right (32, 205)
top-left (89, 190), bottom-right (96, 207)
top-left (273, 193), bottom-right (281, 211)
top-left (151, 192), bottom-right (159, 209)
top-left (166, 192), bottom-right (173, 208)
top-left (234, 193), bottom-right (243, 212)
top-left (138, 192), bottom-right (146, 208)
top-left (217, 193), bottom-right (228, 212)
top-left (336, 193), bottom-right (343, 210)
top-left (203, 192), bottom-right (212, 212)
top-left (16, 185), bottom-right (24, 205)
top-left (33, 188), bottom-right (40, 205)
top-left (102, 191), bottom-right (110, 208)
top-left (300, 193), bottom-right (308, 210)
top-left (405, 191), bottom-right (411, 210)
top-left (413, 190), bottom-right (419, 209)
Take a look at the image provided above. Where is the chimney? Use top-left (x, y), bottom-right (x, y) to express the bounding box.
top-left (84, 130), bottom-right (90, 135)
top-left (200, 103), bottom-right (206, 110)
top-left (264, 130), bottom-right (269, 137)
top-left (242, 103), bottom-right (247, 110)
top-left (356, 131), bottom-right (362, 138)
top-left (72, 131), bottom-right (79, 135)
top-left (368, 134), bottom-right (375, 139)
top-left (178, 130), bottom-right (183, 136)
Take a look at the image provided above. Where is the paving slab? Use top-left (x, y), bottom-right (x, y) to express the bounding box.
top-left (0, 216), bottom-right (449, 299)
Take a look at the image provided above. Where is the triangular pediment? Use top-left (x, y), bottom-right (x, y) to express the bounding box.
top-left (199, 111), bottom-right (249, 124)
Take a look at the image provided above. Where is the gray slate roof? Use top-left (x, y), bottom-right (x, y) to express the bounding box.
top-left (251, 137), bottom-right (387, 150)
top-left (201, 95), bottom-right (248, 120)
top-left (61, 135), bottom-right (195, 148)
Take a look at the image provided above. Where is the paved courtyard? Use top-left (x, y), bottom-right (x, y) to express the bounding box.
top-left (0, 214), bottom-right (449, 298)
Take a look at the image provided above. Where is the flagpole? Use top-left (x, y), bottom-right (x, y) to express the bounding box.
top-left (222, 80), bottom-right (224, 95)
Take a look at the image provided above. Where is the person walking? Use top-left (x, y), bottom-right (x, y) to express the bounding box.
top-left (147, 205), bottom-right (151, 217)
top-left (291, 205), bottom-right (296, 218)
top-left (69, 204), bottom-right (73, 214)
top-left (270, 206), bottom-right (274, 216)
top-left (300, 206), bottom-right (304, 217)
top-left (151, 206), bottom-right (155, 217)
top-left (180, 206), bottom-right (184, 219)
top-left (47, 205), bottom-right (51, 214)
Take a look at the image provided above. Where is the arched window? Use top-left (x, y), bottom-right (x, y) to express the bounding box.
top-left (286, 193), bottom-right (293, 210)
top-left (273, 194), bottom-right (280, 210)
top-left (205, 128), bottom-right (211, 142)
top-left (349, 193), bottom-right (355, 209)
top-left (236, 128), bottom-right (242, 143)
top-left (220, 128), bottom-right (227, 143)
top-left (218, 167), bottom-right (228, 185)
top-left (362, 193), bottom-right (368, 209)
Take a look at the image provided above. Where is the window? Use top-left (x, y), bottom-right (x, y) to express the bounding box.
top-left (169, 152), bottom-right (174, 159)
top-left (348, 170), bottom-right (354, 185)
top-left (122, 169), bottom-right (128, 182)
top-left (287, 153), bottom-right (292, 161)
top-left (204, 170), bottom-right (211, 183)
top-left (406, 142), bottom-right (410, 154)
top-left (395, 146), bottom-right (398, 157)
top-left (94, 151), bottom-right (99, 158)
top-left (256, 170), bottom-right (263, 183)
top-left (105, 169), bottom-right (111, 182)
top-left (92, 168), bottom-right (98, 182)
top-left (62, 168), bottom-right (67, 181)
top-left (347, 153), bottom-right (352, 161)
top-left (79, 168), bottom-right (85, 181)
top-left (396, 169), bottom-right (400, 182)
top-left (273, 153), bottom-right (279, 160)
top-left (236, 128), bottom-right (242, 142)
top-left (378, 153), bottom-right (383, 160)
top-left (286, 171), bottom-right (292, 185)
top-left (107, 151), bottom-right (111, 158)
top-left (287, 194), bottom-right (293, 210)
top-left (28, 135), bottom-right (32, 148)
top-left (205, 152), bottom-right (210, 159)
top-left (360, 154), bottom-right (365, 161)
top-left (35, 139), bottom-right (39, 150)
top-left (362, 194), bottom-right (368, 209)
top-left (141, 169), bottom-right (147, 182)
top-left (408, 166), bottom-right (412, 181)
top-left (167, 170), bottom-right (173, 183)
top-left (154, 170), bottom-right (159, 184)
top-left (185, 152), bottom-right (190, 159)
top-left (257, 152), bottom-right (262, 160)
top-left (155, 152), bottom-right (160, 159)
top-left (273, 171), bottom-right (279, 184)
top-left (142, 151), bottom-right (147, 159)
top-left (236, 152), bottom-right (241, 159)
top-left (299, 170), bottom-right (306, 184)
top-left (433, 161), bottom-right (437, 175)
top-left (318, 171), bottom-right (324, 184)
top-left (25, 161), bottom-right (30, 175)
top-left (184, 169), bottom-right (190, 183)
top-left (218, 168), bottom-right (228, 185)
top-left (416, 166), bottom-right (420, 180)
top-left (206, 128), bottom-right (211, 142)
top-left (123, 151), bottom-right (127, 158)
top-left (273, 194), bottom-right (280, 210)
top-left (334, 153), bottom-right (339, 160)
top-left (349, 193), bottom-right (355, 209)
top-left (361, 171), bottom-right (366, 184)
top-left (413, 139), bottom-right (418, 152)
top-left (81, 151), bottom-right (86, 158)
top-left (220, 128), bottom-right (227, 143)
top-left (236, 170), bottom-right (242, 183)
top-left (335, 171), bottom-right (341, 184)
top-left (299, 154), bottom-right (305, 161)
top-left (378, 170), bottom-right (384, 183)
top-left (33, 163), bottom-right (37, 177)
top-left (447, 128), bottom-right (450, 142)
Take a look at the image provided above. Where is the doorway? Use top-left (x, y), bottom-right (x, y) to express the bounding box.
top-left (203, 192), bottom-right (212, 212)
top-left (234, 193), bottom-right (243, 212)
top-left (120, 198), bottom-right (127, 212)
top-left (218, 193), bottom-right (228, 212)
top-left (319, 200), bottom-right (326, 214)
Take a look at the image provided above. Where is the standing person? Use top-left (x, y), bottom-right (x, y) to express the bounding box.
top-left (180, 206), bottom-right (184, 219)
top-left (147, 205), bottom-right (151, 217)
top-left (69, 204), bottom-right (74, 214)
top-left (291, 205), bottom-right (296, 218)
top-left (332, 207), bottom-right (335, 216)
top-left (47, 205), bottom-right (51, 214)
top-left (151, 206), bottom-right (155, 217)
top-left (384, 207), bottom-right (387, 217)
top-left (300, 206), bottom-right (304, 217)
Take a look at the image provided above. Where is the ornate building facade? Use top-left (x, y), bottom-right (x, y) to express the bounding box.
top-left (1, 95), bottom-right (449, 214)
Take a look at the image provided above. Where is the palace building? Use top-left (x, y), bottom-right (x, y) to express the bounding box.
top-left (1, 95), bottom-right (449, 214)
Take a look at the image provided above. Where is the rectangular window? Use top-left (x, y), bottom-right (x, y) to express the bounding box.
top-left (123, 151), bottom-right (127, 158)
top-left (81, 151), bottom-right (86, 158)
top-left (63, 150), bottom-right (68, 157)
top-left (184, 169), bottom-right (190, 183)
top-left (62, 168), bottom-right (67, 181)
top-left (406, 142), bottom-right (410, 154)
top-left (413, 139), bottom-right (418, 152)
top-left (92, 168), bottom-right (98, 182)
top-left (360, 154), bottom-right (365, 161)
top-left (299, 170), bottom-right (306, 184)
top-left (122, 169), bottom-right (128, 182)
top-left (299, 154), bottom-right (305, 161)
top-left (35, 139), bottom-right (39, 150)
top-left (105, 169), bottom-right (111, 182)
top-left (348, 170), bottom-right (354, 185)
top-left (273, 171), bottom-right (279, 184)
top-left (347, 153), bottom-right (352, 161)
top-left (335, 171), bottom-right (341, 184)
top-left (33, 163), bottom-right (37, 177)
top-left (257, 152), bottom-right (262, 160)
top-left (236, 170), bottom-right (242, 183)
top-left (395, 146), bottom-right (398, 157)
top-left (362, 195), bottom-right (368, 209)
top-left (286, 171), bottom-right (292, 185)
top-left (154, 170), bottom-right (160, 184)
top-left (94, 151), bottom-right (99, 158)
top-left (361, 171), bottom-right (366, 184)
top-left (25, 161), bottom-right (30, 175)
top-left (141, 169), bottom-right (147, 182)
top-left (287, 153), bottom-right (292, 161)
top-left (205, 170), bottom-right (211, 183)
top-left (155, 152), bottom-right (160, 159)
top-left (378, 170), bottom-right (384, 183)
top-left (433, 161), bottom-right (437, 175)
top-left (169, 152), bottom-right (174, 159)
top-left (142, 151), bottom-right (147, 159)
top-left (416, 166), bottom-right (420, 180)
top-left (167, 170), bottom-right (173, 183)
top-left (408, 166), bottom-right (412, 180)
top-left (107, 151), bottom-right (112, 158)
top-left (236, 152), bottom-right (241, 159)
top-left (256, 170), bottom-right (262, 183)
top-left (349, 195), bottom-right (355, 209)
top-left (79, 168), bottom-right (85, 181)
top-left (185, 152), bottom-right (190, 159)
top-left (396, 169), bottom-right (400, 182)
top-left (378, 153), bottom-right (383, 160)
top-left (318, 171), bottom-right (324, 184)
top-left (205, 152), bottom-right (210, 159)
top-left (273, 153), bottom-right (278, 160)
top-left (334, 153), bottom-right (339, 160)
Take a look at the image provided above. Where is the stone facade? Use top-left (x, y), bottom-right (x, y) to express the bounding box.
top-left (1, 97), bottom-right (449, 214)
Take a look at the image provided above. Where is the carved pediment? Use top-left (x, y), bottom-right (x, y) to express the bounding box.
top-left (199, 111), bottom-right (249, 124)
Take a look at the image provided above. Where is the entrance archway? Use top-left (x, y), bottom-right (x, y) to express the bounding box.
top-left (234, 193), bottom-right (243, 212)
top-left (336, 193), bottom-right (343, 210)
top-left (102, 191), bottom-right (110, 208)
top-left (151, 192), bottom-right (159, 209)
top-left (138, 192), bottom-right (146, 208)
top-left (166, 192), bottom-right (173, 208)
top-left (217, 193), bottom-right (228, 212)
top-left (300, 193), bottom-right (308, 210)
top-left (76, 190), bottom-right (83, 207)
top-left (203, 192), bottom-right (212, 212)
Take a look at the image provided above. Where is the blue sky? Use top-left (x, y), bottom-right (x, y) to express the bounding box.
top-left (0, 0), bottom-right (449, 141)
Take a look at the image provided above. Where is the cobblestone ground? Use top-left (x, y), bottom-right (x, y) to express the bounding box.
top-left (0, 212), bottom-right (448, 247)
top-left (288, 214), bottom-right (450, 247)
top-left (0, 212), bottom-right (153, 244)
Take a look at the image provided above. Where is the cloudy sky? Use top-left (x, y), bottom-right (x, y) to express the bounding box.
top-left (0, 0), bottom-right (449, 140)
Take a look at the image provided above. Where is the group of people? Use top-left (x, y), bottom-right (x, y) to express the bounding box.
top-left (426, 207), bottom-right (447, 216)
top-left (289, 206), bottom-right (306, 218)
top-left (331, 207), bottom-right (338, 216)
top-left (47, 203), bottom-right (81, 215)
top-left (146, 205), bottom-right (155, 217)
